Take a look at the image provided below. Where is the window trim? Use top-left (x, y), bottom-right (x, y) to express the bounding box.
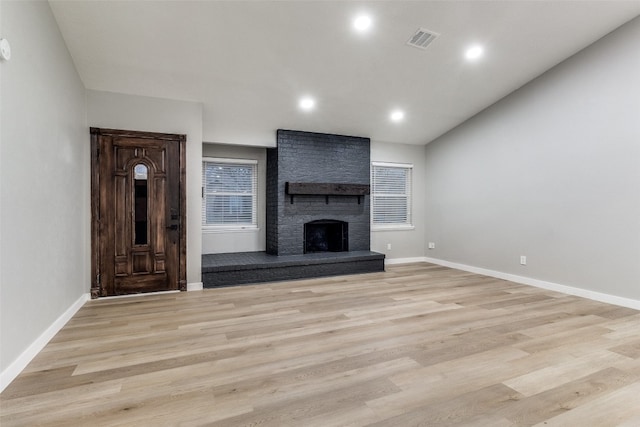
top-left (371, 161), bottom-right (414, 231)
top-left (202, 157), bottom-right (258, 231)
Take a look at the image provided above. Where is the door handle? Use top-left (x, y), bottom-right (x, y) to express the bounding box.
top-left (166, 224), bottom-right (179, 231)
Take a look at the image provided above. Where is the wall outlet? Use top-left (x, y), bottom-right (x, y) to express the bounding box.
top-left (520, 255), bottom-right (527, 265)
top-left (428, 242), bottom-right (435, 249)
top-left (387, 243), bottom-right (392, 250)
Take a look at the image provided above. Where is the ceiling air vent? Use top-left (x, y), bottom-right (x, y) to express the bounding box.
top-left (406, 28), bottom-right (439, 50)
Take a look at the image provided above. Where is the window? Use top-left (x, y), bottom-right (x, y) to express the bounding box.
top-left (371, 162), bottom-right (413, 229)
top-left (202, 158), bottom-right (257, 229)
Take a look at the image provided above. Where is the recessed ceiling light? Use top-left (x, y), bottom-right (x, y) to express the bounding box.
top-left (390, 110), bottom-right (405, 122)
top-left (299, 97), bottom-right (315, 111)
top-left (353, 15), bottom-right (372, 32)
top-left (465, 45), bottom-right (484, 61)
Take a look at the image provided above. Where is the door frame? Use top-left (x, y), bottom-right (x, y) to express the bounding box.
top-left (90, 127), bottom-right (187, 299)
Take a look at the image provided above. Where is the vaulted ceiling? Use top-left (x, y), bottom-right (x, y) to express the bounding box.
top-left (49, 1), bottom-right (640, 146)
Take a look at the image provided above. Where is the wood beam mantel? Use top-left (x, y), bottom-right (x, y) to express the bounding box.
top-left (285, 182), bottom-right (370, 204)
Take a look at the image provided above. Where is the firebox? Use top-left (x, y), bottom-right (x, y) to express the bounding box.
top-left (304, 220), bottom-right (348, 253)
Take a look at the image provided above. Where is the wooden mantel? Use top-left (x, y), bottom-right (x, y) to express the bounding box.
top-left (285, 182), bottom-right (370, 204)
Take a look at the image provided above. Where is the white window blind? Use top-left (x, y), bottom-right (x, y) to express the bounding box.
top-left (202, 158), bottom-right (257, 228)
top-left (371, 162), bottom-right (412, 227)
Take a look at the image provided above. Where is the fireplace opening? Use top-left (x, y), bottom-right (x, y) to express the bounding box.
top-left (304, 220), bottom-right (348, 254)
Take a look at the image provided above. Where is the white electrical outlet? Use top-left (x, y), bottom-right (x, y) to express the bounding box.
top-left (387, 243), bottom-right (392, 250)
top-left (428, 242), bottom-right (435, 249)
top-left (520, 256), bottom-right (527, 265)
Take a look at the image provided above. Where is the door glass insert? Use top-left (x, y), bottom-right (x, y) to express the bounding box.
top-left (134, 164), bottom-right (148, 245)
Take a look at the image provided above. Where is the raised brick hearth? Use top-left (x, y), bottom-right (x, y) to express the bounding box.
top-left (202, 251), bottom-right (384, 288)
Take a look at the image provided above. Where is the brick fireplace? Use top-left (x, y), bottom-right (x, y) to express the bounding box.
top-left (267, 129), bottom-right (372, 255)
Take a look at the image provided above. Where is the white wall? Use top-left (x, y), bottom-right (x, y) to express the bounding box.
top-left (371, 141), bottom-right (427, 261)
top-left (87, 90), bottom-right (203, 286)
top-left (423, 17), bottom-right (640, 301)
top-left (0, 1), bottom-right (89, 385)
top-left (202, 143), bottom-right (267, 254)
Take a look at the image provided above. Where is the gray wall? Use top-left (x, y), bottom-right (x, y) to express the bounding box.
top-left (371, 141), bottom-right (427, 261)
top-left (202, 143), bottom-right (267, 254)
top-left (0, 1), bottom-right (89, 376)
top-left (87, 90), bottom-right (203, 286)
top-left (423, 17), bottom-right (640, 300)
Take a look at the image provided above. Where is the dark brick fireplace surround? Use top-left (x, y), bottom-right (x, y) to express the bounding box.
top-left (267, 129), bottom-right (372, 255)
top-left (202, 130), bottom-right (385, 287)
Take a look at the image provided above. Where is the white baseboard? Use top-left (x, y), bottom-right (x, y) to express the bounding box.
top-left (98, 290), bottom-right (179, 300)
top-left (187, 281), bottom-right (203, 291)
top-left (385, 257), bottom-right (429, 266)
top-left (0, 293), bottom-right (90, 393)
top-left (423, 257), bottom-right (640, 311)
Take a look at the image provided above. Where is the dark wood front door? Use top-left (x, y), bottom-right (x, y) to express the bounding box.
top-left (91, 128), bottom-right (186, 298)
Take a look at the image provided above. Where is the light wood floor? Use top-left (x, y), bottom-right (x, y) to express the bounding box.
top-left (2, 263), bottom-right (640, 426)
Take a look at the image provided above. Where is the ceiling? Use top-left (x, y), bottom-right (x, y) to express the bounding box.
top-left (49, 1), bottom-right (640, 146)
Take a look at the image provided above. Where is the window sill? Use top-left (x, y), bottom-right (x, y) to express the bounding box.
top-left (203, 226), bottom-right (259, 234)
top-left (372, 224), bottom-right (415, 232)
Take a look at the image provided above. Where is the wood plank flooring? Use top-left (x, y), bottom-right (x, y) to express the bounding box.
top-left (2, 263), bottom-right (639, 426)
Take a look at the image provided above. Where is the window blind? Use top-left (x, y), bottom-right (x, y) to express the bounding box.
top-left (371, 162), bottom-right (412, 226)
top-left (202, 159), bottom-right (257, 227)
